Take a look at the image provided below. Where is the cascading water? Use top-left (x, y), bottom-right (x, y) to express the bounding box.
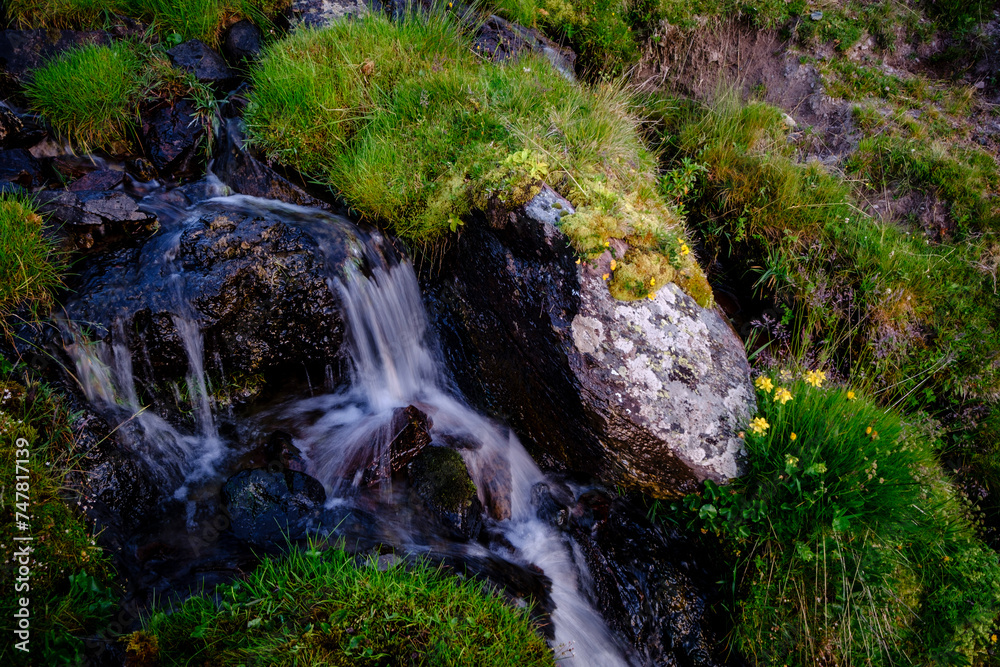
top-left (279, 254), bottom-right (633, 666)
top-left (63, 190), bottom-right (636, 665)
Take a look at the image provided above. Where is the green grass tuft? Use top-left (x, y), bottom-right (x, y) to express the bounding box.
top-left (25, 41), bottom-right (145, 153)
top-left (677, 376), bottom-right (1000, 666)
top-left (245, 12), bottom-right (709, 304)
top-left (137, 543), bottom-right (553, 666)
top-left (0, 196), bottom-right (65, 338)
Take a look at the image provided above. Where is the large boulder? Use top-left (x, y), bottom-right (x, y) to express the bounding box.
top-left (427, 185), bottom-right (754, 498)
top-left (64, 200), bottom-right (359, 400)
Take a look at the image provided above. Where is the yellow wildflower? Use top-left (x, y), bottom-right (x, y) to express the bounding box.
top-left (866, 426), bottom-right (872, 435)
top-left (602, 273), bottom-right (609, 281)
top-left (609, 259), bottom-right (617, 271)
top-left (604, 240), bottom-right (610, 247)
top-left (992, 634), bottom-right (997, 644)
top-left (846, 390), bottom-right (856, 400)
top-left (789, 432), bottom-right (797, 441)
top-left (754, 376), bottom-right (774, 393)
top-left (575, 258), bottom-right (581, 265)
top-left (774, 387), bottom-right (793, 405)
top-left (680, 243), bottom-right (690, 256)
top-left (804, 369), bottom-right (826, 387)
top-left (748, 417), bottom-right (770, 436)
top-left (650, 277), bottom-right (656, 285)
top-left (647, 293), bottom-right (655, 300)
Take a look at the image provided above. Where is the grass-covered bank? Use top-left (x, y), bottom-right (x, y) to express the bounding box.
top-left (0, 195), bottom-right (65, 340)
top-left (671, 375), bottom-right (1000, 665)
top-left (0, 374), bottom-right (117, 664)
top-left (643, 87), bottom-right (1000, 441)
top-left (244, 11), bottom-right (710, 303)
top-left (129, 544), bottom-right (553, 666)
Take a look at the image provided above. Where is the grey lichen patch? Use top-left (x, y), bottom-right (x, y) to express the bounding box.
top-left (570, 273), bottom-right (755, 495)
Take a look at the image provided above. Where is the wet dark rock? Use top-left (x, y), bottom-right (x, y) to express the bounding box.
top-left (0, 29), bottom-right (113, 87)
top-left (472, 14), bottom-right (576, 78)
top-left (214, 118), bottom-right (332, 210)
top-left (69, 408), bottom-right (160, 549)
top-left (408, 446), bottom-right (483, 541)
top-left (0, 104), bottom-right (44, 148)
top-left (0, 147), bottom-right (42, 187)
top-left (36, 190), bottom-right (158, 250)
top-left (570, 492), bottom-right (727, 667)
top-left (426, 185), bottom-right (754, 498)
top-left (222, 468), bottom-right (326, 545)
top-left (532, 482), bottom-right (570, 528)
top-left (68, 168), bottom-right (124, 192)
top-left (0, 181), bottom-right (26, 196)
top-left (140, 98), bottom-right (206, 181)
top-left (362, 405), bottom-right (432, 485)
top-left (51, 155), bottom-right (103, 181)
top-left (264, 430), bottom-right (309, 473)
top-left (65, 203), bottom-right (353, 396)
top-left (125, 157), bottom-right (157, 182)
top-left (166, 39), bottom-right (235, 86)
top-left (222, 20), bottom-right (262, 66)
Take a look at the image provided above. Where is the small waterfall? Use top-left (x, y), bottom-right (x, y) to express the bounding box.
top-left (63, 190), bottom-right (633, 665)
top-left (280, 256), bottom-right (633, 666)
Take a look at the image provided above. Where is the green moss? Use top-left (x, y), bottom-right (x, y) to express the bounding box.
top-left (25, 41), bottom-right (145, 153)
top-left (140, 543), bottom-right (552, 666)
top-left (246, 13), bottom-right (708, 303)
top-left (0, 196), bottom-right (64, 338)
top-left (409, 446), bottom-right (477, 510)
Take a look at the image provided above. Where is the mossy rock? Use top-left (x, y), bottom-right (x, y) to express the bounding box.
top-left (408, 446), bottom-right (483, 541)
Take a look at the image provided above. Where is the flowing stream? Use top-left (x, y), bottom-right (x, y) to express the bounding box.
top-left (64, 193), bottom-right (634, 665)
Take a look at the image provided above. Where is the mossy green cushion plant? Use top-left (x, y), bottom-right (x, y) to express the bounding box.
top-left (245, 12), bottom-right (710, 304)
top-left (0, 195), bottom-right (64, 338)
top-left (25, 41), bottom-right (145, 153)
top-left (134, 543), bottom-right (553, 665)
top-left (678, 374), bottom-right (1000, 666)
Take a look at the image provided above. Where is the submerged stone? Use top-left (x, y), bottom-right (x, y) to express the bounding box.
top-left (362, 405), bottom-right (432, 485)
top-left (222, 468), bottom-right (326, 545)
top-left (427, 185), bottom-right (754, 498)
top-left (408, 446), bottom-right (483, 541)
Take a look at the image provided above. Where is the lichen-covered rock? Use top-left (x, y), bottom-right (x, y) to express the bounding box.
top-left (408, 446), bottom-right (483, 541)
top-left (427, 186), bottom-right (754, 498)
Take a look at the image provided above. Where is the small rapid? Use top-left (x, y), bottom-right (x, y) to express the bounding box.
top-left (63, 192), bottom-right (634, 665)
